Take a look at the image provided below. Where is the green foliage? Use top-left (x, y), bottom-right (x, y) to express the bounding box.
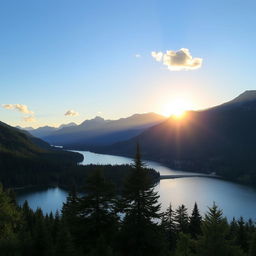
top-left (63, 170), bottom-right (119, 254)
top-left (161, 203), bottom-right (177, 251)
top-left (175, 204), bottom-right (189, 233)
top-left (0, 179), bottom-right (255, 256)
top-left (119, 144), bottom-right (167, 256)
top-left (189, 203), bottom-right (202, 238)
top-left (122, 144), bottom-right (161, 222)
top-left (197, 203), bottom-right (244, 256)
top-left (175, 233), bottom-right (195, 256)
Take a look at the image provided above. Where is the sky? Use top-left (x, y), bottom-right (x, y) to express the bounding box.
top-left (1, 0), bottom-right (256, 128)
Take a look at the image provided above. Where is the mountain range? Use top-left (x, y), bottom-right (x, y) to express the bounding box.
top-left (19, 122), bottom-right (77, 138)
top-left (14, 90), bottom-right (256, 186)
top-left (22, 113), bottom-right (166, 149)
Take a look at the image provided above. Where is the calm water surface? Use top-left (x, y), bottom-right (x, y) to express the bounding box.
top-left (17, 151), bottom-right (256, 220)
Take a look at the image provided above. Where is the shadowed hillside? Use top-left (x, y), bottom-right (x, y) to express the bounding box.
top-left (0, 121), bottom-right (83, 187)
top-left (101, 91), bottom-right (256, 185)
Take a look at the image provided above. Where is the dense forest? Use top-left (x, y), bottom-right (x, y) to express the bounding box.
top-left (1, 147), bottom-right (256, 256)
top-left (0, 121), bottom-right (159, 189)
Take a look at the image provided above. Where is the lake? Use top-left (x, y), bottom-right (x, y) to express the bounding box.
top-left (17, 151), bottom-right (256, 220)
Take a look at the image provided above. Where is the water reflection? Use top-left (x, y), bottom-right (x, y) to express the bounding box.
top-left (17, 187), bottom-right (68, 214)
top-left (16, 151), bottom-right (256, 220)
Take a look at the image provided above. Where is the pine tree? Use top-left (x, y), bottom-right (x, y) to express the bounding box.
top-left (122, 144), bottom-right (161, 222)
top-left (120, 144), bottom-right (167, 256)
top-left (236, 217), bottom-right (249, 253)
top-left (189, 203), bottom-right (202, 238)
top-left (228, 218), bottom-right (238, 240)
top-left (197, 203), bottom-right (242, 256)
top-left (161, 203), bottom-right (177, 251)
top-left (62, 185), bottom-right (81, 243)
top-left (77, 169), bottom-right (118, 253)
top-left (175, 204), bottom-right (189, 233)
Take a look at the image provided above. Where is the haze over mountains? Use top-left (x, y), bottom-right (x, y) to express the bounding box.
top-left (22, 113), bottom-right (166, 149)
top-left (19, 122), bottom-right (77, 138)
top-left (14, 90), bottom-right (256, 185)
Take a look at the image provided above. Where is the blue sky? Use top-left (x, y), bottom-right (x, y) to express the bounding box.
top-left (1, 0), bottom-right (256, 127)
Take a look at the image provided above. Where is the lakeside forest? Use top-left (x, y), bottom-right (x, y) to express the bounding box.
top-left (22, 91), bottom-right (256, 188)
top-left (2, 96), bottom-right (256, 255)
top-left (1, 149), bottom-right (256, 256)
top-left (0, 120), bottom-right (159, 190)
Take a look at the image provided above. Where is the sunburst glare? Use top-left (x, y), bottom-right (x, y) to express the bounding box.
top-left (162, 99), bottom-right (192, 118)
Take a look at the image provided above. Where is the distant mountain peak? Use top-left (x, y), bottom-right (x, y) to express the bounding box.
top-left (231, 90), bottom-right (256, 103)
top-left (80, 116), bottom-right (105, 126)
top-left (58, 122), bottom-right (77, 129)
top-left (94, 116), bottom-right (105, 121)
top-left (16, 126), bottom-right (34, 131)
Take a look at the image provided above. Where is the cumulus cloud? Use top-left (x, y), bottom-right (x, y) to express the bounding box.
top-left (151, 48), bottom-right (202, 71)
top-left (23, 116), bottom-right (36, 122)
top-left (2, 104), bottom-right (34, 114)
top-left (65, 110), bottom-right (79, 117)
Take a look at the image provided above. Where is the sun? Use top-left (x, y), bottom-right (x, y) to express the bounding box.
top-left (162, 99), bottom-right (191, 118)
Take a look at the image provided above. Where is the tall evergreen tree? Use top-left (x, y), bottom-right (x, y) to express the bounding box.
top-left (76, 169), bottom-right (118, 253)
top-left (161, 203), bottom-right (177, 251)
top-left (189, 203), bottom-right (202, 238)
top-left (120, 144), bottom-right (167, 256)
top-left (228, 218), bottom-right (238, 240)
top-left (175, 204), bottom-right (189, 233)
top-left (62, 186), bottom-right (80, 242)
top-left (122, 144), bottom-right (161, 222)
top-left (236, 217), bottom-right (249, 253)
top-left (197, 203), bottom-right (243, 256)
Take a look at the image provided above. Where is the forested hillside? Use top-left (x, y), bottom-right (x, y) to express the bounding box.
top-left (0, 121), bottom-right (84, 188)
top-left (0, 121), bottom-right (159, 190)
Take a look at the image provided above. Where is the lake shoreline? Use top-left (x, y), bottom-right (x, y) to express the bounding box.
top-left (73, 148), bottom-right (255, 188)
top-left (16, 151), bottom-right (256, 220)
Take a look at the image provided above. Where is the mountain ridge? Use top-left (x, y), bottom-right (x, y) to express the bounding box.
top-left (27, 112), bottom-right (166, 148)
top-left (98, 91), bottom-right (256, 186)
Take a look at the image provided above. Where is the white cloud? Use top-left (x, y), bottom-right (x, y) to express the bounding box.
top-left (65, 110), bottom-right (79, 117)
top-left (23, 115), bottom-right (36, 122)
top-left (151, 48), bottom-right (202, 71)
top-left (151, 51), bottom-right (163, 62)
top-left (135, 54), bottom-right (141, 58)
top-left (2, 104), bottom-right (34, 114)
